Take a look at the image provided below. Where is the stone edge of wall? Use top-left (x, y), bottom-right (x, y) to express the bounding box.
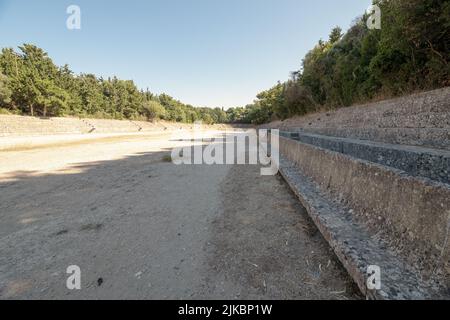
top-left (275, 134), bottom-right (449, 299)
top-left (0, 115), bottom-right (232, 138)
top-left (266, 87), bottom-right (450, 150)
top-left (282, 131), bottom-right (450, 185)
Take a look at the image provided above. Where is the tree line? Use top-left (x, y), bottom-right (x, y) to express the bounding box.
top-left (228, 0), bottom-right (449, 124)
top-left (0, 44), bottom-right (227, 124)
top-left (1, 0), bottom-right (448, 125)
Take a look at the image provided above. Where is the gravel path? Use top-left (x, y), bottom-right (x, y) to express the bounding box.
top-left (0, 133), bottom-right (360, 299)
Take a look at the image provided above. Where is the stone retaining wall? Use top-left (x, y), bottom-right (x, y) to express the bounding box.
top-left (277, 134), bottom-right (449, 298)
top-left (268, 87), bottom-right (450, 150)
top-left (0, 115), bottom-right (199, 137)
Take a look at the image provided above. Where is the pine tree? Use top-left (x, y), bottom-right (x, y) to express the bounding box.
top-left (0, 72), bottom-right (12, 107)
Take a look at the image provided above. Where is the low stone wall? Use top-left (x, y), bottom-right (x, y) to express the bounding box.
top-left (0, 115), bottom-right (196, 137)
top-left (280, 131), bottom-right (450, 184)
top-left (277, 134), bottom-right (450, 298)
top-left (268, 89), bottom-right (450, 298)
top-left (0, 115), bottom-right (232, 151)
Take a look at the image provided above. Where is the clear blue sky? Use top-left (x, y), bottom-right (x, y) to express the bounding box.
top-left (0, 0), bottom-right (371, 108)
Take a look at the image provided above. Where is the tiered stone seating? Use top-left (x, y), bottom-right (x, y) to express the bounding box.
top-left (0, 116), bottom-right (177, 136)
top-left (269, 87), bottom-right (450, 150)
top-left (269, 87), bottom-right (450, 299)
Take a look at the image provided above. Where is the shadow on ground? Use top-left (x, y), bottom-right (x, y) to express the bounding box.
top-left (0, 147), bottom-right (361, 299)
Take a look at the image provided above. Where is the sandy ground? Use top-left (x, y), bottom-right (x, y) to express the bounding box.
top-left (0, 132), bottom-right (360, 299)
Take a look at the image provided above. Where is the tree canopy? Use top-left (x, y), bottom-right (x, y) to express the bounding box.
top-left (229, 0), bottom-right (449, 124)
top-left (0, 45), bottom-right (226, 123)
top-left (1, 0), bottom-right (448, 125)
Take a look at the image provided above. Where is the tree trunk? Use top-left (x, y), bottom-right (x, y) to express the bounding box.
top-left (43, 105), bottom-right (47, 117)
top-left (30, 104), bottom-right (34, 116)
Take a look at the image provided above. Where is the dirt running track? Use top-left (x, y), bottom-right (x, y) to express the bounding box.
top-left (0, 132), bottom-right (360, 299)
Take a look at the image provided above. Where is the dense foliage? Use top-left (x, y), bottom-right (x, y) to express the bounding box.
top-left (0, 44), bottom-right (227, 124)
top-left (230, 0), bottom-right (450, 124)
top-left (1, 0), bottom-right (448, 125)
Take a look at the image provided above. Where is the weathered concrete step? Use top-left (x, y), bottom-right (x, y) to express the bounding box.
top-left (275, 134), bottom-right (450, 299)
top-left (298, 127), bottom-right (450, 151)
top-left (280, 131), bottom-right (450, 185)
top-left (279, 156), bottom-right (440, 299)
